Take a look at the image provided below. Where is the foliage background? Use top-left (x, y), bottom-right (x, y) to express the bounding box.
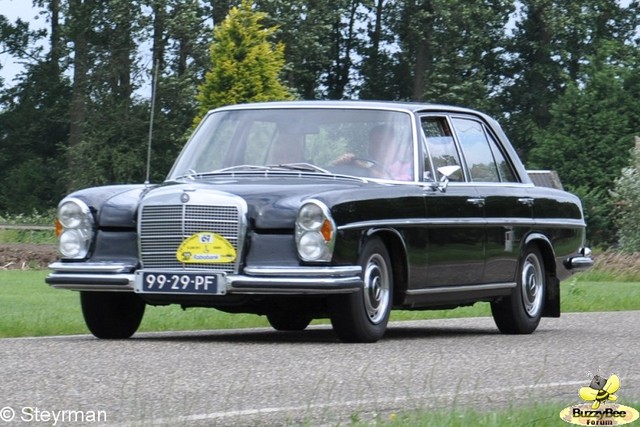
top-left (1, 0), bottom-right (639, 248)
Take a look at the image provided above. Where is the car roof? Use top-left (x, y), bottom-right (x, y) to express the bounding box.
top-left (206, 100), bottom-right (532, 185)
top-left (210, 100), bottom-right (484, 116)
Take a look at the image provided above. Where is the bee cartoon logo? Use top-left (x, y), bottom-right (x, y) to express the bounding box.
top-left (560, 371), bottom-right (639, 426)
top-left (579, 374), bottom-right (620, 409)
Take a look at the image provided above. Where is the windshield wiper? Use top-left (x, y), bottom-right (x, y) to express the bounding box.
top-left (212, 165), bottom-right (273, 173)
top-left (174, 165), bottom-right (269, 180)
top-left (267, 163), bottom-right (331, 174)
top-left (175, 163), bottom-right (330, 180)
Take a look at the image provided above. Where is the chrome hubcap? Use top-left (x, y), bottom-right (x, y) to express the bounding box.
top-left (363, 253), bottom-right (390, 324)
top-left (521, 253), bottom-right (544, 317)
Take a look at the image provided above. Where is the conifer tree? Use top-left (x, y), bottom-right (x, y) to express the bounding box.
top-left (194, 0), bottom-right (293, 124)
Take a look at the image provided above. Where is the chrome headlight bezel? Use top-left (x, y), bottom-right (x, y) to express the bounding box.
top-left (295, 200), bottom-right (336, 262)
top-left (56, 198), bottom-right (94, 259)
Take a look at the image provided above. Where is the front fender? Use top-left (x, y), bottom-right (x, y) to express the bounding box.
top-left (65, 184), bottom-right (149, 228)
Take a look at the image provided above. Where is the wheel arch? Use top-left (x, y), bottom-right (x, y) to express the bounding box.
top-left (363, 228), bottom-right (409, 307)
top-left (523, 233), bottom-right (556, 277)
top-left (522, 232), bottom-right (560, 317)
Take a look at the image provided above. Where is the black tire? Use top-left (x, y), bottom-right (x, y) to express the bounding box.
top-left (266, 312), bottom-right (312, 331)
top-left (329, 236), bottom-right (393, 343)
top-left (491, 245), bottom-right (545, 334)
top-left (80, 291), bottom-right (145, 339)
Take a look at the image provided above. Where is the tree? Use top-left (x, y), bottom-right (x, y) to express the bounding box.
top-left (360, 0), bottom-right (513, 112)
top-left (612, 142), bottom-right (640, 252)
top-left (255, 0), bottom-right (365, 100)
top-left (193, 0), bottom-right (293, 123)
top-left (66, 0), bottom-right (210, 187)
top-left (528, 45), bottom-right (638, 245)
top-left (0, 4), bottom-right (70, 213)
top-left (359, 0), bottom-right (398, 100)
top-left (145, 0), bottom-right (215, 181)
top-left (66, 0), bottom-right (93, 190)
top-left (323, 0), bottom-right (365, 99)
top-left (502, 0), bottom-right (640, 158)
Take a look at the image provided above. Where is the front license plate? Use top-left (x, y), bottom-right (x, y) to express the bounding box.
top-left (135, 271), bottom-right (226, 295)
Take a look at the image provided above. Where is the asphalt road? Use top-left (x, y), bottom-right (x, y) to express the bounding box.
top-left (1, 311), bottom-right (639, 426)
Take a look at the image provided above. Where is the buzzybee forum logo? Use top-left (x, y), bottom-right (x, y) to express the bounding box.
top-left (560, 372), bottom-right (640, 425)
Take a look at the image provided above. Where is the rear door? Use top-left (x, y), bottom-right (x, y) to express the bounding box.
top-left (449, 116), bottom-right (531, 285)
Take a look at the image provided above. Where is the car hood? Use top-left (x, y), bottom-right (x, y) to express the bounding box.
top-left (143, 177), bottom-right (370, 229)
top-left (71, 175), bottom-right (422, 229)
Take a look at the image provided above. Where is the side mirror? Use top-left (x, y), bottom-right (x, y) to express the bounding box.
top-left (429, 165), bottom-right (461, 192)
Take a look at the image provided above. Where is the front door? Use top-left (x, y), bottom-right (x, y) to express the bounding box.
top-left (420, 115), bottom-right (486, 288)
top-left (424, 184), bottom-right (486, 287)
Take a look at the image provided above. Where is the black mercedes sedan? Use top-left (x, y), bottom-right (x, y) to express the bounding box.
top-left (46, 101), bottom-right (593, 342)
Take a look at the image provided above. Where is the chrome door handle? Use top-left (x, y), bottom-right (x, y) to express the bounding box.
top-left (466, 198), bottom-right (485, 207)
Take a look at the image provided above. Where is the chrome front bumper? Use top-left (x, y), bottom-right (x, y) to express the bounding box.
top-left (46, 262), bottom-right (363, 295)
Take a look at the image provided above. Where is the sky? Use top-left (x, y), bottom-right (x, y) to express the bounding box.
top-left (0, 0), bottom-right (155, 94)
top-left (0, 0), bottom-right (45, 86)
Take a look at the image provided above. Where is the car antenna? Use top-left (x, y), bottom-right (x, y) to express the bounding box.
top-left (145, 61), bottom-right (160, 186)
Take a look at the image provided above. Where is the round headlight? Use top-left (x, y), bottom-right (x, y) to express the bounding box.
top-left (297, 203), bottom-right (324, 231)
top-left (59, 199), bottom-right (91, 229)
top-left (297, 232), bottom-right (325, 260)
top-left (59, 229), bottom-right (90, 258)
top-left (295, 200), bottom-right (336, 262)
top-left (57, 198), bottom-right (94, 259)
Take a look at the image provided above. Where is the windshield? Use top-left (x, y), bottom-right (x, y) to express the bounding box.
top-left (168, 107), bottom-right (416, 181)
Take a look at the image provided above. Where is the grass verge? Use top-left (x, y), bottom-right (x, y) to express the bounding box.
top-left (1, 270), bottom-right (639, 338)
top-left (350, 402), bottom-right (640, 426)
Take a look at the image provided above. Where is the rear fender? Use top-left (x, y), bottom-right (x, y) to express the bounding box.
top-left (523, 233), bottom-right (559, 318)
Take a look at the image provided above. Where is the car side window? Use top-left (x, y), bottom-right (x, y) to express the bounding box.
top-left (451, 117), bottom-right (501, 182)
top-left (486, 131), bottom-right (518, 182)
top-left (421, 117), bottom-right (464, 182)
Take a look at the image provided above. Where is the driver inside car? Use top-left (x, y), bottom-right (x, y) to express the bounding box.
top-left (332, 125), bottom-right (413, 181)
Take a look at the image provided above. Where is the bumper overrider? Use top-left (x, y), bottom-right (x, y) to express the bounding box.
top-left (45, 262), bottom-right (364, 295)
top-left (564, 247), bottom-right (595, 272)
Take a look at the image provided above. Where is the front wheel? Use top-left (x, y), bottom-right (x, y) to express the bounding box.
top-left (266, 311), bottom-right (312, 331)
top-left (491, 245), bottom-right (545, 334)
top-left (80, 291), bottom-right (145, 339)
top-left (329, 237), bottom-right (393, 343)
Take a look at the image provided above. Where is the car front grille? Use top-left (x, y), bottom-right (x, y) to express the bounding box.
top-left (139, 204), bottom-right (242, 273)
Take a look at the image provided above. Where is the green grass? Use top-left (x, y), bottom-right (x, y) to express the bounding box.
top-left (0, 210), bottom-right (56, 244)
top-left (0, 271), bottom-right (272, 338)
top-left (349, 402), bottom-right (640, 426)
top-left (0, 228), bottom-right (56, 244)
top-left (1, 270), bottom-right (640, 338)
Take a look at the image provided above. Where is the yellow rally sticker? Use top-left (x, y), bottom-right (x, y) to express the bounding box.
top-left (176, 232), bottom-right (236, 264)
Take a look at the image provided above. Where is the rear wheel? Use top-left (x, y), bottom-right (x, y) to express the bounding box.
top-left (329, 237), bottom-right (393, 343)
top-left (491, 245), bottom-right (545, 334)
top-left (80, 291), bottom-right (145, 339)
top-left (266, 312), bottom-right (312, 331)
